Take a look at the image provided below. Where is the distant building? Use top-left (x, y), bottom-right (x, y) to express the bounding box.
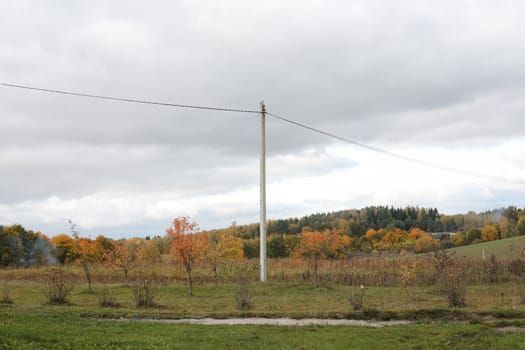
top-left (429, 232), bottom-right (456, 240)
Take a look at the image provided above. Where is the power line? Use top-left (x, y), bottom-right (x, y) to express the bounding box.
top-left (0, 83), bottom-right (260, 114)
top-left (267, 112), bottom-right (525, 185)
top-left (3, 82), bottom-right (524, 185)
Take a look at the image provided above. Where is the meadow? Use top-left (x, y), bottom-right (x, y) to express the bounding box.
top-left (2, 244), bottom-right (525, 349)
top-left (449, 235), bottom-right (525, 260)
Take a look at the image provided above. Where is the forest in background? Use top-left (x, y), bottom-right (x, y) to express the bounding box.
top-left (1, 205), bottom-right (524, 269)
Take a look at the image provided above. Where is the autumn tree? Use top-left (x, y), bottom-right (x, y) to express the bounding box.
top-left (452, 231), bottom-right (467, 247)
top-left (294, 230), bottom-right (344, 286)
top-left (136, 239), bottom-right (161, 267)
top-left (51, 234), bottom-right (80, 264)
top-left (408, 228), bottom-right (439, 253)
top-left (204, 232), bottom-right (244, 283)
top-left (517, 217), bottom-right (525, 236)
top-left (167, 216), bottom-right (206, 295)
top-left (77, 238), bottom-right (99, 291)
top-left (414, 234), bottom-right (440, 253)
top-left (500, 216), bottom-right (518, 238)
top-left (113, 240), bottom-right (137, 283)
top-left (94, 235), bottom-right (115, 263)
top-left (364, 228), bottom-right (384, 252)
top-left (383, 228), bottom-right (406, 250)
top-left (482, 224), bottom-right (500, 242)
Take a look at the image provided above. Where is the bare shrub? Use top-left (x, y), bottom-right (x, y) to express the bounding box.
top-left (400, 260), bottom-right (419, 298)
top-left (42, 268), bottom-right (76, 305)
top-left (234, 264), bottom-right (254, 311)
top-left (484, 254), bottom-right (499, 284)
top-left (429, 250), bottom-right (454, 284)
top-left (98, 284), bottom-right (119, 308)
top-left (133, 276), bottom-right (155, 307)
top-left (235, 280), bottom-right (253, 311)
top-left (348, 285), bottom-right (366, 311)
top-left (442, 261), bottom-right (467, 308)
top-left (443, 273), bottom-right (467, 307)
top-left (428, 251), bottom-right (467, 307)
top-left (1, 282), bottom-right (13, 304)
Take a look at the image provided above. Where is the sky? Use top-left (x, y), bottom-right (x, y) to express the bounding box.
top-left (1, 0), bottom-right (525, 238)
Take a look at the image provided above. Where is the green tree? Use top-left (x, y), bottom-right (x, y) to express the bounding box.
top-left (465, 228), bottom-right (482, 244)
top-left (0, 225), bottom-right (22, 267)
top-left (267, 235), bottom-right (287, 258)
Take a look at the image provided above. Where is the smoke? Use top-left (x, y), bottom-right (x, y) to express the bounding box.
top-left (21, 237), bottom-right (58, 267)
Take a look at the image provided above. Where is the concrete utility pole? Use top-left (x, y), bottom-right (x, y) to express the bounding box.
top-left (259, 101), bottom-right (267, 282)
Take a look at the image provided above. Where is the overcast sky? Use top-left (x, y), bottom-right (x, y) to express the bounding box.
top-left (1, 0), bottom-right (525, 238)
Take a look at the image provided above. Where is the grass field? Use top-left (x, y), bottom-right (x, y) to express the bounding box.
top-left (448, 236), bottom-right (525, 260)
top-left (2, 309), bottom-right (525, 349)
top-left (1, 279), bottom-right (524, 319)
top-left (2, 242), bottom-right (525, 349)
top-left (1, 278), bottom-right (525, 349)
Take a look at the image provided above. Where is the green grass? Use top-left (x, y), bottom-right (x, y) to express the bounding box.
top-left (448, 235), bottom-right (525, 260)
top-left (1, 310), bottom-right (525, 349)
top-left (1, 279), bottom-right (524, 320)
top-left (1, 271), bottom-right (525, 349)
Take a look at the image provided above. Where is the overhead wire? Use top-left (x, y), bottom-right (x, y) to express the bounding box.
top-left (2, 82), bottom-right (524, 185)
top-left (0, 83), bottom-right (260, 114)
top-left (266, 112), bottom-right (525, 185)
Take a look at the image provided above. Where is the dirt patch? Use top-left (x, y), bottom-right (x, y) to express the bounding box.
top-left (113, 318), bottom-right (411, 327)
top-left (494, 327), bottom-right (525, 333)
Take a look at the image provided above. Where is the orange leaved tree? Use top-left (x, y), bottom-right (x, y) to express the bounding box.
top-left (77, 238), bottom-right (99, 291)
top-left (113, 241), bottom-right (137, 283)
top-left (294, 230), bottom-right (345, 286)
top-left (167, 216), bottom-right (206, 295)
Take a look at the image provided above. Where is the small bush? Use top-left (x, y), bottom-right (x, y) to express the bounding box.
top-left (235, 279), bottom-right (253, 311)
top-left (133, 276), bottom-right (155, 307)
top-left (348, 285), bottom-right (366, 311)
top-left (42, 268), bottom-right (75, 305)
top-left (1, 282), bottom-right (13, 304)
top-left (443, 269), bottom-right (467, 308)
top-left (484, 254), bottom-right (499, 284)
top-left (98, 284), bottom-right (119, 308)
top-left (234, 266), bottom-right (253, 311)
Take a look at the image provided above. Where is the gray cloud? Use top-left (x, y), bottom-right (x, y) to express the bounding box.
top-left (1, 0), bottom-right (525, 236)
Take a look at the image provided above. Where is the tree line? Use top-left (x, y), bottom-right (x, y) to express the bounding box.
top-left (1, 206), bottom-right (524, 269)
top-left (207, 205), bottom-right (525, 257)
top-left (221, 206), bottom-right (524, 239)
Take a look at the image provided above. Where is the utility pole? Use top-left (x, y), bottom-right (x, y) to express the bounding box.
top-left (259, 101), bottom-right (267, 282)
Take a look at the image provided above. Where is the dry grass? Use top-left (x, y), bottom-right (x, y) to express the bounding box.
top-left (0, 253), bottom-right (524, 320)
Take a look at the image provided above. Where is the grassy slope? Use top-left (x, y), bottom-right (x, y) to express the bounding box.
top-left (447, 235), bottom-right (525, 260)
top-left (1, 310), bottom-right (525, 350)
